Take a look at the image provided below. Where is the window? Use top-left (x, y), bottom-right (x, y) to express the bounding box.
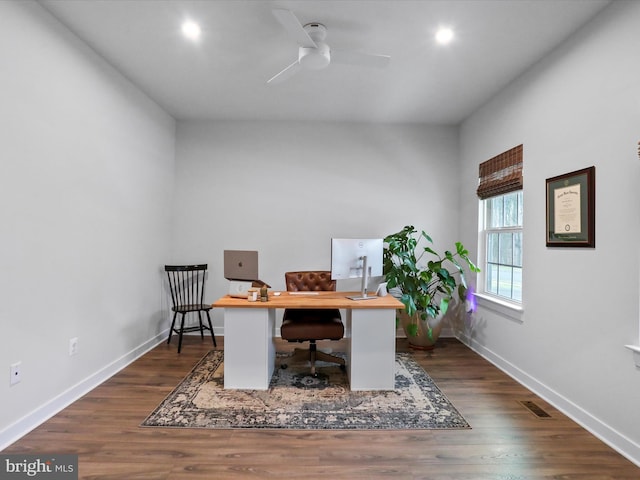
top-left (482, 191), bottom-right (523, 302)
top-left (477, 145), bottom-right (523, 304)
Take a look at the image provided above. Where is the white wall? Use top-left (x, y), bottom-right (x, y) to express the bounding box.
top-left (0, 1), bottom-right (176, 447)
top-left (458, 0), bottom-right (640, 465)
top-left (173, 120), bottom-right (461, 332)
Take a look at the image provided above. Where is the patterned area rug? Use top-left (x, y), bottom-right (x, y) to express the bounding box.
top-left (141, 351), bottom-right (469, 430)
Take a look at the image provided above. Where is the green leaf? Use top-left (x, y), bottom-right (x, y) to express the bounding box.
top-left (424, 246), bottom-right (438, 257)
top-left (402, 293), bottom-right (417, 317)
top-left (456, 242), bottom-right (467, 256)
top-left (440, 297), bottom-right (450, 315)
top-left (406, 323), bottom-right (419, 337)
top-left (426, 327), bottom-right (434, 343)
top-left (420, 231), bottom-right (433, 244)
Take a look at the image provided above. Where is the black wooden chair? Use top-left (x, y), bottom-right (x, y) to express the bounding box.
top-left (164, 264), bottom-right (216, 353)
top-left (280, 271), bottom-right (345, 376)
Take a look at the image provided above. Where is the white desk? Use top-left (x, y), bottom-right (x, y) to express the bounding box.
top-left (212, 292), bottom-right (404, 390)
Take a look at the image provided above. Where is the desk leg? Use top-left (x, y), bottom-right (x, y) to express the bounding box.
top-left (223, 307), bottom-right (275, 390)
top-left (346, 308), bottom-right (396, 391)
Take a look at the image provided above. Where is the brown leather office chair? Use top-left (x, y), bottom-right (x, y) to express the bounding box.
top-left (280, 271), bottom-right (345, 376)
top-left (165, 264), bottom-right (216, 353)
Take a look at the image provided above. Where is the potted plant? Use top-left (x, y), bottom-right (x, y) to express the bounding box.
top-left (383, 225), bottom-right (480, 349)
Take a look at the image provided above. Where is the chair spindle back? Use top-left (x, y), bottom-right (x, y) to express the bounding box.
top-left (165, 264), bottom-right (207, 309)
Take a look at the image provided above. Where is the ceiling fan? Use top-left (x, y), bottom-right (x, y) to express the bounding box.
top-left (267, 9), bottom-right (391, 84)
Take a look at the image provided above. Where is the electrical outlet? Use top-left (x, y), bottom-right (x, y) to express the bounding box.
top-left (10, 362), bottom-right (21, 386)
top-left (69, 337), bottom-right (79, 356)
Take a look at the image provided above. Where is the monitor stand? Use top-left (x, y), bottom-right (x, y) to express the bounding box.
top-left (347, 294), bottom-right (377, 301)
top-left (347, 255), bottom-right (377, 301)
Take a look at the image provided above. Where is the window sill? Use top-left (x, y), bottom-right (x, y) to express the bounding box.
top-left (473, 293), bottom-right (524, 323)
top-left (624, 345), bottom-right (640, 368)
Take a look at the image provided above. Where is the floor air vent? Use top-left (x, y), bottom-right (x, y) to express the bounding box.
top-left (519, 400), bottom-right (552, 418)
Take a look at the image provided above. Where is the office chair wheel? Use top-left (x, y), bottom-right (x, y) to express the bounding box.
top-left (281, 364), bottom-right (288, 370)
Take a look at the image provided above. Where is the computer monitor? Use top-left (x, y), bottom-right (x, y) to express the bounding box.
top-left (331, 238), bottom-right (383, 300)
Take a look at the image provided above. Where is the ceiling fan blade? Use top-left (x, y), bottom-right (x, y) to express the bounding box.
top-left (272, 9), bottom-right (317, 48)
top-left (267, 60), bottom-right (302, 85)
top-left (331, 49), bottom-right (391, 68)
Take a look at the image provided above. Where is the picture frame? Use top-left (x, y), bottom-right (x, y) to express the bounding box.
top-left (546, 166), bottom-right (595, 248)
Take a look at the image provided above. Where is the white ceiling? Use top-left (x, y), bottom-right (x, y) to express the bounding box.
top-left (39, 0), bottom-right (611, 125)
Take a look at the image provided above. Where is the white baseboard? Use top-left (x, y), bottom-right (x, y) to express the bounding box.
top-left (0, 329), bottom-right (169, 451)
top-left (458, 332), bottom-right (640, 468)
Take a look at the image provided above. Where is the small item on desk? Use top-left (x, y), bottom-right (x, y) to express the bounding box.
top-left (260, 284), bottom-right (268, 302)
top-left (273, 291), bottom-right (281, 296)
top-left (376, 282), bottom-right (388, 297)
top-left (247, 289), bottom-right (258, 302)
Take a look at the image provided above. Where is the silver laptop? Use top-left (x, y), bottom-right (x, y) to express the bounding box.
top-left (224, 250), bottom-right (259, 298)
top-left (224, 250), bottom-right (258, 280)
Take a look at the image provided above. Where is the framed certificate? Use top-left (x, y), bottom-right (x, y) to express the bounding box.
top-left (546, 166), bottom-right (595, 248)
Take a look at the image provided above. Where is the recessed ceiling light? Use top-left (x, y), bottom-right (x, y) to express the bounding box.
top-left (182, 21), bottom-right (201, 41)
top-left (435, 27), bottom-right (454, 45)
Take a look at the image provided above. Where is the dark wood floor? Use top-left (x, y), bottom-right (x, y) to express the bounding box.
top-left (3, 336), bottom-right (639, 479)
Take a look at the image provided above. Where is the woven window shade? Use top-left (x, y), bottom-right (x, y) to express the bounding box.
top-left (477, 144), bottom-right (523, 199)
